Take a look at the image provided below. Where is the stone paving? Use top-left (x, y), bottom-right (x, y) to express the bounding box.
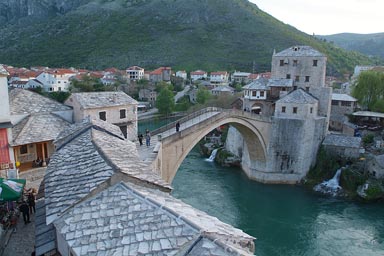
top-left (1, 168), bottom-right (45, 256)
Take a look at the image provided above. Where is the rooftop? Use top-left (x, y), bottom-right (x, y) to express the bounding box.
top-left (332, 93), bottom-right (357, 102)
top-left (9, 88), bottom-right (72, 115)
top-left (276, 88), bottom-right (318, 104)
top-left (323, 134), bottom-right (361, 148)
top-left (66, 91), bottom-right (137, 109)
top-left (274, 46), bottom-right (325, 57)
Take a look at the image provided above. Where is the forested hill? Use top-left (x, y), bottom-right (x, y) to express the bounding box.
top-left (318, 33), bottom-right (384, 60)
top-left (0, 0), bottom-right (376, 75)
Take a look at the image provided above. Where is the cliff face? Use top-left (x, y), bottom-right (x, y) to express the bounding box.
top-left (0, 0), bottom-right (85, 24)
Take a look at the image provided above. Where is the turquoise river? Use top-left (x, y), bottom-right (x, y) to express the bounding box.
top-left (139, 120), bottom-right (384, 256)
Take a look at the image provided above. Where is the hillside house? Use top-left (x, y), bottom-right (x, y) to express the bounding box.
top-left (175, 70), bottom-right (187, 80)
top-left (232, 71), bottom-right (251, 84)
top-left (138, 88), bottom-right (157, 106)
top-left (65, 91), bottom-right (138, 140)
top-left (190, 70), bottom-right (207, 82)
top-left (149, 67), bottom-right (172, 83)
top-left (36, 68), bottom-right (77, 92)
top-left (126, 66), bottom-right (144, 81)
top-left (211, 85), bottom-right (234, 96)
top-left (210, 71), bottom-right (229, 85)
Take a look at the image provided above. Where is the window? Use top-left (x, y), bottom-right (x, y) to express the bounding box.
top-left (120, 109), bottom-right (126, 119)
top-left (282, 106), bottom-right (286, 113)
top-left (260, 91), bottom-right (265, 97)
top-left (99, 111), bottom-right (106, 121)
top-left (293, 107), bottom-right (298, 114)
top-left (286, 74), bottom-right (291, 79)
top-left (310, 107), bottom-right (313, 114)
top-left (280, 60), bottom-right (284, 66)
top-left (341, 101), bottom-right (351, 107)
top-left (252, 91), bottom-right (256, 97)
top-left (20, 145), bottom-right (28, 154)
top-left (305, 87), bottom-right (309, 92)
top-left (332, 100), bottom-right (339, 106)
top-left (313, 60), bottom-right (318, 66)
top-left (293, 60), bottom-right (298, 66)
top-left (305, 76), bottom-right (310, 82)
top-left (295, 76), bottom-right (300, 82)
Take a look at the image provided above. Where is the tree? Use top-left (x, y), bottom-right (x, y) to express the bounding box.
top-left (155, 87), bottom-right (175, 116)
top-left (196, 86), bottom-right (211, 105)
top-left (70, 76), bottom-right (105, 92)
top-left (352, 71), bottom-right (384, 111)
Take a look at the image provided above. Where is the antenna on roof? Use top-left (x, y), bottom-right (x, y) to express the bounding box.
top-left (252, 61), bottom-right (256, 74)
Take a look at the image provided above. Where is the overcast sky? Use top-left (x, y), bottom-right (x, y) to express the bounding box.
top-left (249, 0), bottom-right (383, 35)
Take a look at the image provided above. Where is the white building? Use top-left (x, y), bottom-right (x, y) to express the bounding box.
top-left (210, 71), bottom-right (229, 85)
top-left (232, 71), bottom-right (251, 84)
top-left (36, 69), bottom-right (77, 92)
top-left (126, 66), bottom-right (145, 81)
top-left (175, 70), bottom-right (187, 80)
top-left (190, 70), bottom-right (207, 82)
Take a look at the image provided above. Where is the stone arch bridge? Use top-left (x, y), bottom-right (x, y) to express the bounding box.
top-left (148, 107), bottom-right (273, 183)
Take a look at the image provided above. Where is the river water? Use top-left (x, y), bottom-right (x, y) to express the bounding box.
top-left (139, 120), bottom-right (384, 256)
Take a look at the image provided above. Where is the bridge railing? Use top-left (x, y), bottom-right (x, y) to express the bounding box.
top-left (150, 107), bottom-right (272, 136)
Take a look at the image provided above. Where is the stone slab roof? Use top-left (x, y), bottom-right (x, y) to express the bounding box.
top-left (67, 91), bottom-right (138, 109)
top-left (12, 113), bottom-right (72, 146)
top-left (45, 129), bottom-right (116, 224)
top-left (9, 88), bottom-right (72, 115)
top-left (35, 199), bottom-right (57, 256)
top-left (211, 85), bottom-right (234, 92)
top-left (45, 118), bottom-right (171, 224)
top-left (274, 46), bottom-right (325, 57)
top-left (352, 111), bottom-right (384, 119)
top-left (332, 93), bottom-right (357, 102)
top-left (54, 182), bottom-right (254, 255)
top-left (276, 88), bottom-right (318, 104)
top-left (374, 155), bottom-right (384, 167)
top-left (268, 78), bottom-right (293, 87)
top-left (323, 134), bottom-right (361, 148)
top-left (243, 78), bottom-right (269, 90)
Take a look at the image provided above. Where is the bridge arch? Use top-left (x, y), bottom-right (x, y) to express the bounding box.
top-left (156, 111), bottom-right (271, 183)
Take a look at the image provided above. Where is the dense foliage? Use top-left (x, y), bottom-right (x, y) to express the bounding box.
top-left (155, 87), bottom-right (175, 116)
top-left (352, 71), bottom-right (384, 111)
top-left (0, 0), bottom-right (377, 75)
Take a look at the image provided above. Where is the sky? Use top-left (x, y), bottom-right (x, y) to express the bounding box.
top-left (249, 0), bottom-right (383, 35)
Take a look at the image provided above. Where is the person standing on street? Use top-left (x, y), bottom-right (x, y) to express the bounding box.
top-left (19, 201), bottom-right (30, 224)
top-left (28, 192), bottom-right (36, 214)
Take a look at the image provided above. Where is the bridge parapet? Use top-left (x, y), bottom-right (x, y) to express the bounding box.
top-left (151, 107), bottom-right (271, 136)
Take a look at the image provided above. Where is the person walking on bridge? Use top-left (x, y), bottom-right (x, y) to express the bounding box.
top-left (145, 129), bottom-right (151, 147)
top-left (176, 122), bottom-right (180, 132)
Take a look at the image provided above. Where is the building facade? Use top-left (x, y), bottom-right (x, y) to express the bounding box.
top-left (65, 91), bottom-right (138, 141)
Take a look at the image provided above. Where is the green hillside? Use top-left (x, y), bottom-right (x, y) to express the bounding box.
top-left (0, 0), bottom-right (377, 75)
top-left (318, 33), bottom-right (384, 60)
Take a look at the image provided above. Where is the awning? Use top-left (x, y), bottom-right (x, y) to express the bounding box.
top-left (0, 178), bottom-right (26, 202)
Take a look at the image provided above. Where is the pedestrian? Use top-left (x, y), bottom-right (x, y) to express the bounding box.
top-left (176, 122), bottom-right (180, 132)
top-left (28, 192), bottom-right (36, 214)
top-left (138, 133), bottom-right (143, 146)
top-left (19, 201), bottom-right (30, 224)
top-left (145, 131), bottom-right (151, 147)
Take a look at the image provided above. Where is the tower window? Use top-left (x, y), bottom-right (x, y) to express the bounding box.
top-left (295, 76), bottom-right (300, 82)
top-left (286, 74), bottom-right (291, 79)
top-left (305, 76), bottom-right (310, 82)
top-left (280, 60), bottom-right (284, 66)
top-left (293, 107), bottom-right (298, 114)
top-left (282, 106), bottom-right (286, 113)
top-left (313, 60), bottom-right (318, 66)
top-left (293, 60), bottom-right (298, 66)
top-left (99, 111), bottom-right (106, 121)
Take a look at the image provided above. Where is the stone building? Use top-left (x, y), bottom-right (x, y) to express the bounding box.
top-left (322, 134), bottom-right (361, 159)
top-left (9, 88), bottom-right (73, 169)
top-left (227, 46), bottom-right (332, 183)
top-left (65, 91), bottom-right (138, 141)
top-left (36, 119), bottom-right (255, 255)
top-left (329, 93), bottom-right (358, 132)
top-left (0, 65), bottom-right (16, 176)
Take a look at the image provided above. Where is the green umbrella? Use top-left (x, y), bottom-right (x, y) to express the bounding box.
top-left (0, 178), bottom-right (26, 202)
